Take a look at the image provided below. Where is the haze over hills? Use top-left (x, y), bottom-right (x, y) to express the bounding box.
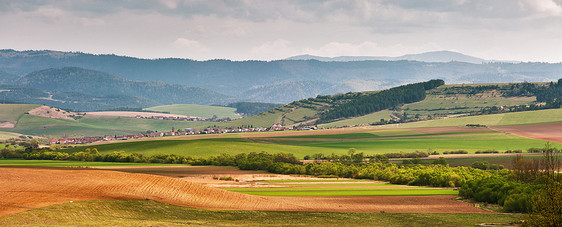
top-left (1, 67), bottom-right (236, 111)
top-left (1, 49), bottom-right (562, 107)
top-left (285, 51), bottom-right (488, 64)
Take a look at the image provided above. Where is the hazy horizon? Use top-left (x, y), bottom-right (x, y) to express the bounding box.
top-left (2, 1), bottom-right (562, 62)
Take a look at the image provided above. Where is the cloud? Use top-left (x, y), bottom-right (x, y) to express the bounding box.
top-left (521, 0), bottom-right (562, 16)
top-left (172, 38), bottom-right (208, 52)
top-left (251, 39), bottom-right (296, 58)
top-left (302, 41), bottom-right (442, 57)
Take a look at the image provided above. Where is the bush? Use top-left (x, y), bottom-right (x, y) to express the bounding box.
top-left (471, 161), bottom-right (489, 170)
top-left (432, 157), bottom-right (447, 165)
top-left (442, 150), bottom-right (468, 155)
top-left (475, 150), bottom-right (499, 154)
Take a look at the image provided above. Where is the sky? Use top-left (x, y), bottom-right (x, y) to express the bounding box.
top-left (1, 0), bottom-right (562, 62)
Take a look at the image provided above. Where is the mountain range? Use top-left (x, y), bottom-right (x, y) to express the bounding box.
top-left (1, 49), bottom-right (562, 111)
top-left (285, 51), bottom-right (489, 64)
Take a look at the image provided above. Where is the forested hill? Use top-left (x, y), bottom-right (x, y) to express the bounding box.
top-left (1, 67), bottom-right (236, 111)
top-left (319, 80), bottom-right (444, 122)
top-left (2, 49), bottom-right (562, 104)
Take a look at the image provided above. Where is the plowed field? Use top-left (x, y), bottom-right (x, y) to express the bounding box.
top-left (0, 167), bottom-right (488, 217)
top-left (492, 123), bottom-right (562, 143)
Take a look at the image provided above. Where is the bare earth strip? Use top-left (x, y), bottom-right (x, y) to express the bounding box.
top-left (27, 106), bottom-right (78, 120)
top-left (0, 167), bottom-right (487, 217)
top-left (491, 123), bottom-right (562, 143)
top-left (84, 111), bottom-right (194, 119)
top-left (0, 121), bottom-right (15, 129)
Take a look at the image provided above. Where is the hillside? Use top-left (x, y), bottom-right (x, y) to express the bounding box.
top-left (0, 105), bottom-right (213, 137)
top-left (219, 80), bottom-right (444, 129)
top-left (144, 104), bottom-right (240, 119)
top-left (220, 81), bottom-right (554, 129)
top-left (2, 49), bottom-right (562, 104)
top-left (2, 67), bottom-right (236, 111)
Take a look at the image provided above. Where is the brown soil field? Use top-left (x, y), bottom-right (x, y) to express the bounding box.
top-left (27, 106), bottom-right (79, 120)
top-left (84, 111), bottom-right (193, 119)
top-left (491, 123), bottom-right (562, 143)
top-left (0, 121), bottom-right (15, 128)
top-left (0, 166), bottom-right (488, 217)
top-left (413, 126), bottom-right (491, 134)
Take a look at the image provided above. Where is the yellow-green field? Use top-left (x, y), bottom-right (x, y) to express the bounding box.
top-left (227, 179), bottom-right (457, 196)
top-left (65, 129), bottom-right (559, 158)
top-left (0, 104), bottom-right (39, 121)
top-left (394, 108), bottom-right (562, 128)
top-left (5, 114), bottom-right (210, 137)
top-left (144, 104), bottom-right (240, 119)
top-left (403, 93), bottom-right (535, 115)
top-left (319, 110), bottom-right (393, 128)
top-left (0, 200), bottom-right (522, 226)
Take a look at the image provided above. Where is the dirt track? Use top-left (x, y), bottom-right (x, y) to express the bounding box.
top-left (0, 167), bottom-right (488, 217)
top-left (491, 123), bottom-right (562, 144)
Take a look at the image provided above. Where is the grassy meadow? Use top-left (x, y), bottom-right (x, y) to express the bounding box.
top-left (0, 159), bottom-right (182, 167)
top-left (0, 200), bottom-right (522, 226)
top-left (5, 114), bottom-right (211, 137)
top-left (144, 104), bottom-right (240, 119)
top-left (0, 104), bottom-right (39, 121)
top-left (319, 110), bottom-right (393, 128)
top-left (402, 93), bottom-right (535, 115)
top-left (227, 179), bottom-right (458, 196)
top-left (64, 129), bottom-right (559, 158)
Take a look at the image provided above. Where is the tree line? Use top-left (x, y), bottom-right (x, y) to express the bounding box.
top-left (318, 79), bottom-right (444, 122)
top-left (1, 145), bottom-right (560, 224)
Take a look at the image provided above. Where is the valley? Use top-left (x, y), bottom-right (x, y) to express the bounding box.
top-left (1, 56), bottom-right (561, 226)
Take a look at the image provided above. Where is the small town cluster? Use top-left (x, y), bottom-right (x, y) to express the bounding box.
top-left (49, 123), bottom-right (316, 145)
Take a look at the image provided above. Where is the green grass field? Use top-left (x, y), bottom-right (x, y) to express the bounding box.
top-left (217, 108), bottom-right (286, 128)
top-left (403, 94), bottom-right (535, 115)
top-left (0, 131), bottom-right (23, 140)
top-left (0, 159), bottom-right (184, 167)
top-left (65, 137), bottom-right (341, 157)
top-left (0, 200), bottom-right (522, 226)
top-left (4, 114), bottom-right (211, 137)
top-left (227, 179), bottom-right (458, 196)
top-left (144, 104), bottom-right (240, 119)
top-left (319, 110), bottom-right (393, 128)
top-left (395, 108), bottom-right (562, 128)
top-left (0, 104), bottom-right (39, 121)
top-left (227, 189), bottom-right (458, 196)
top-left (64, 130), bottom-right (560, 158)
top-left (282, 107), bottom-right (317, 126)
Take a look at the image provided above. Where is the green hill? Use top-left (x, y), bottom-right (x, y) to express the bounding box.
top-left (0, 104), bottom-right (39, 121)
top-left (144, 104), bottom-right (240, 119)
top-left (1, 67), bottom-right (235, 111)
top-left (4, 114), bottom-right (210, 137)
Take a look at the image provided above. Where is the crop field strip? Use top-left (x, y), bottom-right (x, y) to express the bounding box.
top-left (59, 126), bottom-right (561, 158)
top-left (0, 200), bottom-right (522, 226)
top-left (225, 180), bottom-right (458, 196)
top-left (144, 104), bottom-right (241, 119)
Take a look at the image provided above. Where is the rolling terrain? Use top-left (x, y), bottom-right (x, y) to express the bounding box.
top-left (144, 104), bottom-right (241, 119)
top-left (2, 49), bottom-right (562, 105)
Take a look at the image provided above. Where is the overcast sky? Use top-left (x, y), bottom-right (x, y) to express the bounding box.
top-left (1, 0), bottom-right (562, 62)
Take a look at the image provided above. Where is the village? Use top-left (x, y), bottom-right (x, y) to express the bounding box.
top-left (48, 123), bottom-right (316, 145)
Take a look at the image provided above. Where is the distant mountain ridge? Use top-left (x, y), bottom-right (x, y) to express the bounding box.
top-left (285, 51), bottom-right (487, 64)
top-left (1, 49), bottom-right (562, 106)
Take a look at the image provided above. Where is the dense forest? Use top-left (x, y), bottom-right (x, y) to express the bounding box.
top-left (226, 102), bottom-right (280, 116)
top-left (319, 79), bottom-right (444, 122)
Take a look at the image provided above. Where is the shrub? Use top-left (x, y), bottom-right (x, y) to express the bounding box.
top-left (471, 161), bottom-right (489, 170)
